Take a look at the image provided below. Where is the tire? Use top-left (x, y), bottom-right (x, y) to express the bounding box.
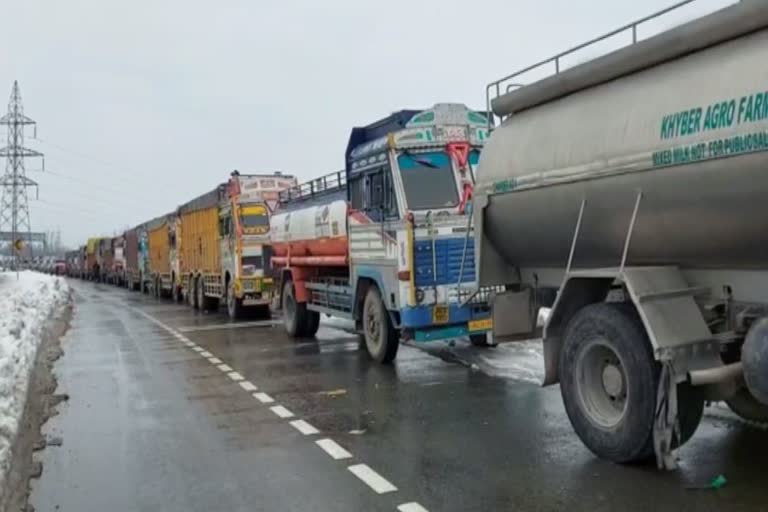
top-left (470, 333), bottom-right (494, 347)
top-left (559, 303), bottom-right (703, 464)
top-left (173, 283), bottom-right (183, 303)
top-left (197, 279), bottom-right (211, 311)
top-left (189, 277), bottom-right (199, 309)
top-left (676, 382), bottom-right (705, 447)
top-left (362, 287), bottom-right (399, 363)
top-left (227, 281), bottom-right (244, 320)
top-left (304, 309), bottom-right (320, 337)
top-left (726, 388), bottom-right (768, 423)
top-left (283, 279), bottom-right (311, 337)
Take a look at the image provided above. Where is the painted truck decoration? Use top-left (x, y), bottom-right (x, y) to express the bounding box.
top-left (177, 172), bottom-right (297, 319)
top-left (479, 1), bottom-right (768, 470)
top-left (270, 104), bottom-right (494, 362)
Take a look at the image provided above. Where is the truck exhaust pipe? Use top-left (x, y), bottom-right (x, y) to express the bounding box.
top-left (743, 317), bottom-right (768, 406)
top-left (688, 362), bottom-right (743, 386)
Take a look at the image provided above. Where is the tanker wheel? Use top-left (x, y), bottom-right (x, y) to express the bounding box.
top-left (726, 388), bottom-right (768, 423)
top-left (559, 303), bottom-right (703, 464)
top-left (362, 287), bottom-right (399, 364)
top-left (227, 281), bottom-right (244, 320)
top-left (283, 279), bottom-right (311, 337)
top-left (189, 278), bottom-right (199, 309)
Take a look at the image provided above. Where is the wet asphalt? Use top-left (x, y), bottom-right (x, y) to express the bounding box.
top-left (29, 280), bottom-right (768, 512)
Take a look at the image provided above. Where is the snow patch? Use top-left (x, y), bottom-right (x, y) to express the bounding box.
top-left (0, 271), bottom-right (70, 493)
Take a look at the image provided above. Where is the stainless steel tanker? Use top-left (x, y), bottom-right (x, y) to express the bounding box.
top-left (474, 1), bottom-right (768, 469)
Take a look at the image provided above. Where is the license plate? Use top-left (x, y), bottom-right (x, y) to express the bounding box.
top-left (468, 318), bottom-right (493, 332)
top-left (432, 305), bottom-right (449, 324)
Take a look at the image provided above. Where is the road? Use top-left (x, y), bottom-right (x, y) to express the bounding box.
top-left (30, 280), bottom-right (768, 512)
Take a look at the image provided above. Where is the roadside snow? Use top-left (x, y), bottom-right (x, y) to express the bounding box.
top-left (0, 271), bottom-right (69, 493)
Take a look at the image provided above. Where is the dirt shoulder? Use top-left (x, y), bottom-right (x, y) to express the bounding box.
top-left (0, 303), bottom-right (72, 512)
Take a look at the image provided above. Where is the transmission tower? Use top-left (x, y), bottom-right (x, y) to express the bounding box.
top-left (0, 81), bottom-right (44, 265)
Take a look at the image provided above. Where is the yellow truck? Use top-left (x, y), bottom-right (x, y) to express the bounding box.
top-left (179, 185), bottom-right (225, 311)
top-left (179, 172), bottom-right (296, 318)
top-left (85, 237), bottom-right (102, 281)
top-left (148, 213), bottom-right (175, 298)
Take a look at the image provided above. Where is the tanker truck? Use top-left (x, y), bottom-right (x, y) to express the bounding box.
top-left (476, 1), bottom-right (768, 469)
top-left (271, 104), bottom-right (495, 363)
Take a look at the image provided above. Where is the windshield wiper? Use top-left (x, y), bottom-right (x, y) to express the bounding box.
top-left (403, 150), bottom-right (438, 169)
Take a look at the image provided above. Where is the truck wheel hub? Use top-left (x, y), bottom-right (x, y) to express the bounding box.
top-left (602, 364), bottom-right (624, 398)
top-left (366, 304), bottom-right (380, 343)
top-left (577, 340), bottom-right (628, 428)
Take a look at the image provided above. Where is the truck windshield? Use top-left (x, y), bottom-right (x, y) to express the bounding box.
top-left (397, 151), bottom-right (458, 210)
top-left (240, 204), bottom-right (269, 229)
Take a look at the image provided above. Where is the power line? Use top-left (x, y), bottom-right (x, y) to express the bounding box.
top-left (41, 168), bottom-right (160, 209)
top-left (33, 197), bottom-right (128, 219)
top-left (35, 137), bottom-right (178, 190)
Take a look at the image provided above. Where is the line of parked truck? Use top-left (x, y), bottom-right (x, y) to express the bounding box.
top-left (67, 1), bottom-right (768, 471)
top-left (65, 172), bottom-right (298, 319)
top-left (67, 102), bottom-right (497, 356)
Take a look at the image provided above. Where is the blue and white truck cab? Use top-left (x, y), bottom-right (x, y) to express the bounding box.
top-left (271, 103), bottom-right (494, 362)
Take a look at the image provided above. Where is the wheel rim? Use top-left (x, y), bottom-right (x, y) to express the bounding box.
top-left (575, 339), bottom-right (629, 429)
top-left (365, 299), bottom-right (381, 351)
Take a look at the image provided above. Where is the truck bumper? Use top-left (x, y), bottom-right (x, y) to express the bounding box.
top-left (400, 304), bottom-right (492, 342)
top-left (238, 277), bottom-right (274, 306)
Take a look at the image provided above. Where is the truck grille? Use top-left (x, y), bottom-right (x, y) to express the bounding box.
top-left (414, 237), bottom-right (475, 287)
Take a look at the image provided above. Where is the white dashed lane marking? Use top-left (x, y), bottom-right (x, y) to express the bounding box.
top-left (239, 381), bottom-right (258, 392)
top-left (289, 419), bottom-right (319, 435)
top-left (315, 438), bottom-right (352, 460)
top-left (133, 307), bottom-right (428, 508)
top-left (253, 392), bottom-right (274, 404)
top-left (398, 503), bottom-right (429, 512)
top-left (270, 405), bottom-right (295, 419)
top-left (348, 464), bottom-right (397, 494)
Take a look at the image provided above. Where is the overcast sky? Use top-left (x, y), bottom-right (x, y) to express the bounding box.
top-left (1, 0), bottom-right (736, 247)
